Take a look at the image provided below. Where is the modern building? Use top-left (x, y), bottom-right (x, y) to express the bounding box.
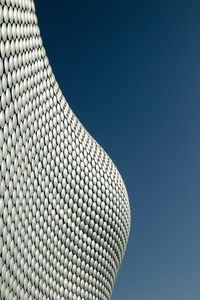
top-left (0, 1), bottom-right (131, 299)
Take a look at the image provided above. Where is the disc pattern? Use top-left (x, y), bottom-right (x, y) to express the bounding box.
top-left (0, 1), bottom-right (131, 299)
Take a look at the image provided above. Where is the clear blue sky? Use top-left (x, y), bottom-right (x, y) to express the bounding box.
top-left (34, 0), bottom-right (200, 299)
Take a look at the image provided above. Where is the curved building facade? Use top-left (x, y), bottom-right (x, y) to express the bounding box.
top-left (0, 1), bottom-right (131, 299)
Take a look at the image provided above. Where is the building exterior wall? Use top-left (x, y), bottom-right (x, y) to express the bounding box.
top-left (0, 1), bottom-right (131, 299)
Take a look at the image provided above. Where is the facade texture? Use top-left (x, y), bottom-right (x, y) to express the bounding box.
top-left (0, 0), bottom-right (131, 299)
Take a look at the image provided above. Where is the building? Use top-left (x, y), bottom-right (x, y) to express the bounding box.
top-left (0, 1), bottom-right (131, 299)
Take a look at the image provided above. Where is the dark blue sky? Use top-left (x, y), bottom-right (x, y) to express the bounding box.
top-left (34, 0), bottom-right (200, 299)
